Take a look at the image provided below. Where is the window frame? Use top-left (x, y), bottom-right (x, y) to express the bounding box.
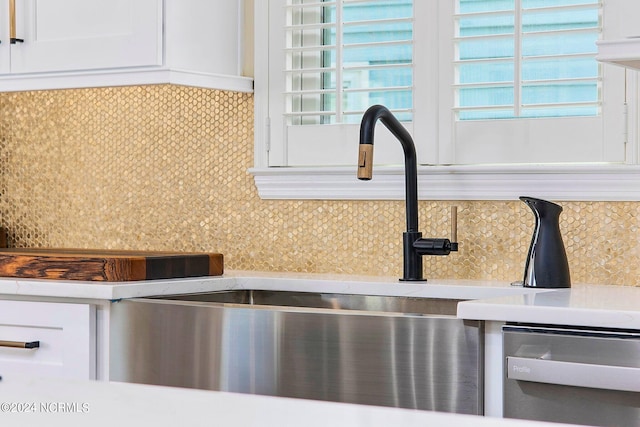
top-left (252, 0), bottom-right (640, 202)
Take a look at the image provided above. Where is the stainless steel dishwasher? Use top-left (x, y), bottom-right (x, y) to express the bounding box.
top-left (503, 324), bottom-right (640, 426)
top-left (109, 290), bottom-right (484, 414)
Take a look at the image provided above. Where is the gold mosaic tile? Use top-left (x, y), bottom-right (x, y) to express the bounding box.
top-left (0, 84), bottom-right (638, 285)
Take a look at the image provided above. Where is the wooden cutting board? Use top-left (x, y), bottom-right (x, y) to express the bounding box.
top-left (0, 248), bottom-right (223, 282)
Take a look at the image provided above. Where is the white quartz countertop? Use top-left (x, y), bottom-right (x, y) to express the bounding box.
top-left (0, 375), bottom-right (575, 427)
top-left (457, 284), bottom-right (640, 329)
top-left (0, 270), bottom-right (547, 301)
top-left (0, 270), bottom-right (638, 329)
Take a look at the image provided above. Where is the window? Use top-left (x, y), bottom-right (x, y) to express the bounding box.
top-left (265, 0), bottom-right (418, 167)
top-left (447, 0), bottom-right (624, 164)
top-left (253, 0), bottom-right (640, 200)
top-left (456, 0), bottom-right (601, 120)
top-left (286, 0), bottom-right (413, 126)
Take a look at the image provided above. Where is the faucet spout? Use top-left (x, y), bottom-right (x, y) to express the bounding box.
top-left (358, 105), bottom-right (458, 282)
top-left (359, 105), bottom-right (419, 233)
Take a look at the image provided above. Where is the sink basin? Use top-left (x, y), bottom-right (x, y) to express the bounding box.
top-left (157, 290), bottom-right (462, 315)
top-left (110, 289), bottom-right (483, 414)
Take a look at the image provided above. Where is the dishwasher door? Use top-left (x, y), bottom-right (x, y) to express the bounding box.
top-left (503, 324), bottom-right (640, 427)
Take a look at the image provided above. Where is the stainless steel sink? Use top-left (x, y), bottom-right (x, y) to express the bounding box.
top-left (160, 289), bottom-right (462, 315)
top-left (109, 290), bottom-right (483, 414)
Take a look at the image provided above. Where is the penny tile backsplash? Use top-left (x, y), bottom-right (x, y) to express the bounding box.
top-left (0, 85), bottom-right (637, 285)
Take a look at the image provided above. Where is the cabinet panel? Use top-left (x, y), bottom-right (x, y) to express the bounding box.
top-left (165, 0), bottom-right (241, 76)
top-left (0, 300), bottom-right (96, 379)
top-left (9, 0), bottom-right (161, 73)
top-left (0, 0), bottom-right (253, 92)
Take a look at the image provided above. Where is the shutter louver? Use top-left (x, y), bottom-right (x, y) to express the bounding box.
top-left (284, 0), bottom-right (414, 126)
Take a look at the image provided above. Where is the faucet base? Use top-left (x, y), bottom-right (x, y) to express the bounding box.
top-left (401, 231), bottom-right (425, 282)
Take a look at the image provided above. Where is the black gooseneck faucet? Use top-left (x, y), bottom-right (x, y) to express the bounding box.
top-left (358, 105), bottom-right (458, 281)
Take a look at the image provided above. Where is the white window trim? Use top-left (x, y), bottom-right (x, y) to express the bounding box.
top-left (250, 163), bottom-right (640, 201)
top-left (252, 1), bottom-right (640, 202)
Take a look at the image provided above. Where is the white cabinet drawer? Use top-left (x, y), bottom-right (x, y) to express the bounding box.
top-left (0, 300), bottom-right (95, 379)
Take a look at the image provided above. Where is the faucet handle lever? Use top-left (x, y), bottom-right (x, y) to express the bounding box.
top-left (412, 207), bottom-right (460, 255)
top-left (450, 206), bottom-right (459, 252)
top-left (357, 144), bottom-right (373, 180)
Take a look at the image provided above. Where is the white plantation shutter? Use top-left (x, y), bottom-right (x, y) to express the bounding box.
top-left (284, 0), bottom-right (413, 125)
top-left (455, 2), bottom-right (602, 120)
top-left (269, 0), bottom-right (415, 167)
top-left (262, 0), bottom-right (628, 169)
top-left (445, 0), bottom-right (626, 164)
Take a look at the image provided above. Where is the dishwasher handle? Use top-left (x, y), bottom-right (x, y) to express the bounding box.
top-left (507, 356), bottom-right (640, 393)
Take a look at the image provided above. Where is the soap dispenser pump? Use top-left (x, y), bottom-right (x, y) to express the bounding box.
top-left (520, 196), bottom-right (571, 288)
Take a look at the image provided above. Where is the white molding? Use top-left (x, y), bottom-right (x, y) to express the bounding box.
top-left (596, 39), bottom-right (640, 71)
top-left (0, 68), bottom-right (254, 93)
top-left (167, 69), bottom-right (254, 93)
top-left (250, 164), bottom-right (640, 201)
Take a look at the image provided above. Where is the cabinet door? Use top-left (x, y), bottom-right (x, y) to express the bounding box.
top-left (0, 300), bottom-right (96, 379)
top-left (9, 0), bottom-right (161, 74)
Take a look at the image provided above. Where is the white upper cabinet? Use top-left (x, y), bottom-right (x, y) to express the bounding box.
top-left (162, 0), bottom-right (252, 92)
top-left (0, 0), bottom-right (252, 92)
top-left (596, 38), bottom-right (640, 71)
top-left (7, 0), bottom-right (161, 74)
top-left (595, 1), bottom-right (640, 72)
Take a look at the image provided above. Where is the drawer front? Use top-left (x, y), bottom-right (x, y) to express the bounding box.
top-left (0, 300), bottom-right (95, 379)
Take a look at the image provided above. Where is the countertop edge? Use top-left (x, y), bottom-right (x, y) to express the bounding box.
top-left (0, 270), bottom-right (543, 301)
top-left (457, 285), bottom-right (640, 329)
top-left (0, 374), bottom-right (576, 427)
top-left (1, 272), bottom-right (639, 330)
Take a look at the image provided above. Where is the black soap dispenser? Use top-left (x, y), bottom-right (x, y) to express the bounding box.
top-left (520, 196), bottom-right (571, 288)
